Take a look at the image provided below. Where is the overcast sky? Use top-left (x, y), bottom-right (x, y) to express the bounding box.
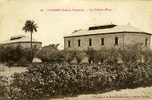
top-left (0, 0), bottom-right (152, 49)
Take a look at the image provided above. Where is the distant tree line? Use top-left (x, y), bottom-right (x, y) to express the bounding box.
top-left (36, 43), bottom-right (152, 65)
top-left (0, 43), bottom-right (152, 66)
top-left (0, 45), bottom-right (38, 66)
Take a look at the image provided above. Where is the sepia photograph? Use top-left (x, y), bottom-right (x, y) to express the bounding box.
top-left (0, 0), bottom-right (152, 100)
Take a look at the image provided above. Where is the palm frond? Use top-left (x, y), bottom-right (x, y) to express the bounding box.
top-left (22, 20), bottom-right (38, 33)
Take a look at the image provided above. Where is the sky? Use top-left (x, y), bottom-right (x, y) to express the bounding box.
top-left (0, 0), bottom-right (152, 49)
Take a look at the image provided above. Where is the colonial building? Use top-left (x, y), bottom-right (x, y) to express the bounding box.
top-left (0, 35), bottom-right (42, 49)
top-left (64, 24), bottom-right (151, 50)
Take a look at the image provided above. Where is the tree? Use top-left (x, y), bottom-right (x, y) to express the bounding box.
top-left (36, 44), bottom-right (64, 63)
top-left (22, 20), bottom-right (38, 62)
top-left (85, 48), bottom-right (96, 64)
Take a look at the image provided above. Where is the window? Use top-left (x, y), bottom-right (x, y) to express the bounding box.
top-left (78, 39), bottom-right (81, 47)
top-left (101, 38), bottom-right (104, 45)
top-left (145, 38), bottom-right (148, 47)
top-left (68, 40), bottom-right (71, 47)
top-left (89, 38), bottom-right (92, 46)
top-left (115, 37), bottom-right (118, 45)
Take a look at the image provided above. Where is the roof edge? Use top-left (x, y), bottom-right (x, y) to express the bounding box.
top-left (64, 31), bottom-right (151, 38)
top-left (0, 41), bottom-right (42, 45)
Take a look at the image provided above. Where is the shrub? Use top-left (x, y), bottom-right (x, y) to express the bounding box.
top-left (95, 48), bottom-right (120, 65)
top-left (85, 48), bottom-right (96, 64)
top-left (126, 63), bottom-right (152, 87)
top-left (10, 62), bottom-right (152, 99)
top-left (141, 48), bottom-right (152, 64)
top-left (37, 44), bottom-right (64, 63)
top-left (0, 76), bottom-right (9, 100)
top-left (62, 50), bottom-right (75, 64)
top-left (0, 46), bottom-right (38, 66)
top-left (63, 50), bottom-right (86, 64)
top-left (119, 44), bottom-right (143, 64)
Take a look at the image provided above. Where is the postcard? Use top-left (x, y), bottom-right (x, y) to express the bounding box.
top-left (0, 0), bottom-right (152, 100)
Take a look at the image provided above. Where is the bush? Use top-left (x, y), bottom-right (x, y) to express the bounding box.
top-left (37, 44), bottom-right (64, 63)
top-left (85, 48), bottom-right (96, 64)
top-left (95, 48), bottom-right (120, 65)
top-left (0, 46), bottom-right (38, 66)
top-left (119, 44), bottom-right (143, 64)
top-left (9, 62), bottom-right (152, 99)
top-left (126, 63), bottom-right (152, 87)
top-left (63, 50), bottom-right (86, 64)
top-left (0, 76), bottom-right (9, 100)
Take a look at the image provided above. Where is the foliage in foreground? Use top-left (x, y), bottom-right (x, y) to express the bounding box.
top-left (0, 62), bottom-right (150, 100)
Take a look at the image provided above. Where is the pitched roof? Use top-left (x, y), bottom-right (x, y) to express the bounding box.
top-left (0, 35), bottom-right (41, 45)
top-left (64, 24), bottom-right (151, 37)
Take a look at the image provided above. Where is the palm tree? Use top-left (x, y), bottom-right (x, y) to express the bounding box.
top-left (22, 20), bottom-right (38, 62)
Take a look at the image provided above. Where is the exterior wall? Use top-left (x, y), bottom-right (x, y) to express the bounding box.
top-left (64, 33), bottom-right (151, 50)
top-left (124, 33), bottom-right (151, 48)
top-left (1, 42), bottom-right (42, 49)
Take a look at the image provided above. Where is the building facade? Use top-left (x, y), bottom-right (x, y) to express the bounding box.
top-left (0, 35), bottom-right (42, 49)
top-left (64, 24), bottom-right (151, 50)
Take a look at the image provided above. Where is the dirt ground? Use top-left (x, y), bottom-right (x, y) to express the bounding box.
top-left (50, 86), bottom-right (152, 100)
top-left (0, 64), bottom-right (27, 77)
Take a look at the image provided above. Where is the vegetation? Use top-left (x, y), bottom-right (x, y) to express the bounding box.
top-left (22, 20), bottom-right (38, 62)
top-left (63, 50), bottom-right (86, 64)
top-left (0, 62), bottom-right (152, 100)
top-left (0, 76), bottom-right (8, 100)
top-left (36, 44), bottom-right (64, 63)
top-left (0, 46), bottom-right (38, 66)
top-left (0, 44), bottom-right (152, 100)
